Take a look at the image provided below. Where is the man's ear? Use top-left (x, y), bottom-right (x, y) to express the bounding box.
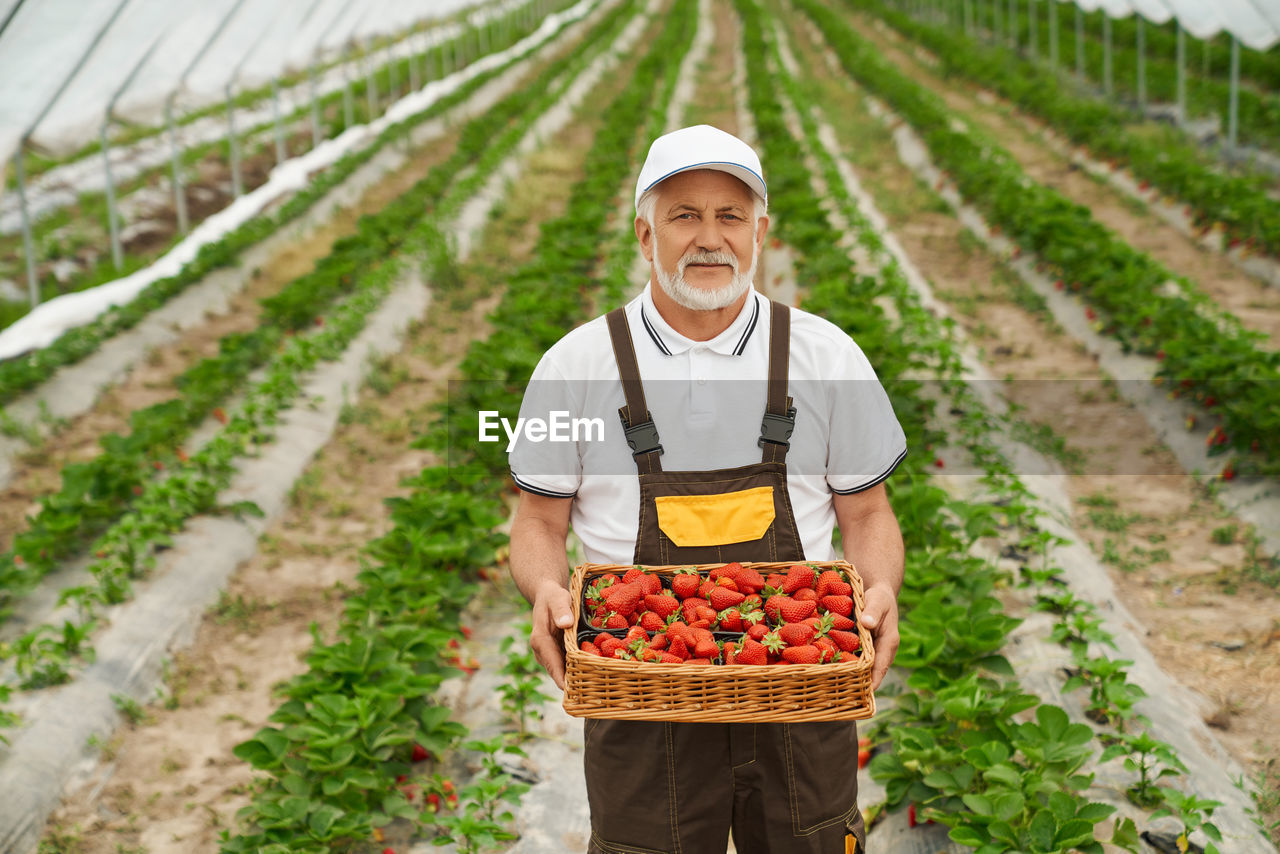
top-left (636, 216), bottom-right (655, 263)
top-left (755, 214), bottom-right (770, 255)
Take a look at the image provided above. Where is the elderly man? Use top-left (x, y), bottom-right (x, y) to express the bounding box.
top-left (507, 125), bottom-right (906, 853)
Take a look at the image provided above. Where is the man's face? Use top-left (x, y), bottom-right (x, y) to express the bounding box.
top-left (636, 170), bottom-right (768, 310)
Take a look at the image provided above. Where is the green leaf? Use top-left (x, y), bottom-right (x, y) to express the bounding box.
top-left (308, 804), bottom-right (343, 837)
top-left (1028, 808), bottom-right (1056, 852)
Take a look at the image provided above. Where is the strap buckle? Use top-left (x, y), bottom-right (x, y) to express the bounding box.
top-left (758, 406), bottom-right (797, 449)
top-left (621, 414), bottom-right (664, 457)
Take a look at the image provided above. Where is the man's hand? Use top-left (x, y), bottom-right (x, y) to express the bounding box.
top-left (859, 583), bottom-right (899, 691)
top-left (530, 580), bottom-right (576, 690)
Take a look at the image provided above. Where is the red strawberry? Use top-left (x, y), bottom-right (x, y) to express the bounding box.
top-left (710, 562), bottom-right (740, 581)
top-left (708, 586), bottom-right (745, 610)
top-left (698, 579), bottom-right (718, 599)
top-left (640, 611), bottom-right (666, 632)
top-left (829, 630), bottom-right (861, 653)
top-left (602, 582), bottom-right (644, 616)
top-left (669, 637), bottom-right (691, 660)
top-left (658, 652), bottom-right (683, 664)
top-left (604, 613), bottom-right (627, 629)
top-left (746, 622), bottom-right (770, 641)
top-left (718, 608), bottom-right (744, 632)
top-left (623, 567), bottom-right (645, 585)
top-left (761, 629), bottom-right (786, 656)
top-left (685, 658), bottom-right (713, 665)
top-left (714, 576), bottom-right (740, 593)
top-left (765, 573), bottom-right (786, 590)
top-left (667, 621), bottom-right (693, 646)
top-left (723, 641), bottom-right (738, 664)
top-left (782, 564), bottom-right (816, 594)
top-left (735, 637), bottom-right (768, 665)
top-left (815, 570), bottom-right (851, 598)
top-left (782, 645), bottom-right (822, 664)
top-left (813, 637), bottom-right (838, 662)
top-left (644, 594), bottom-right (680, 618)
top-left (793, 588), bottom-right (819, 603)
top-left (672, 569), bottom-right (701, 599)
top-left (779, 598), bottom-right (817, 623)
top-left (764, 594), bottom-right (789, 622)
top-left (411, 743), bottom-right (430, 762)
top-left (580, 640), bottom-right (602, 657)
top-left (625, 626), bottom-right (649, 645)
top-left (694, 605), bottom-right (718, 624)
top-left (649, 633), bottom-right (668, 651)
top-left (779, 622), bottom-right (815, 646)
top-left (735, 565), bottom-right (766, 593)
top-left (694, 637), bottom-right (720, 660)
top-left (212, 407), bottom-right (228, 424)
top-left (599, 636), bottom-right (624, 658)
top-left (820, 595), bottom-right (853, 617)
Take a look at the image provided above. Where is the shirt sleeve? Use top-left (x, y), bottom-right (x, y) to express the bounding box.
top-left (825, 339), bottom-right (908, 494)
top-left (508, 353), bottom-right (582, 499)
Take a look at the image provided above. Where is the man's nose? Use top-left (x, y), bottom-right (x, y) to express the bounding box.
top-left (694, 215), bottom-right (724, 251)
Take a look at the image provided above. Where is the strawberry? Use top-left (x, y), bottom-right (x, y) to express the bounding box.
top-left (828, 612), bottom-right (857, 631)
top-left (682, 597), bottom-right (710, 623)
top-left (658, 652), bottom-right (683, 664)
top-left (764, 593), bottom-right (789, 622)
top-left (735, 637), bottom-right (768, 665)
top-left (666, 621), bottom-right (693, 646)
top-left (640, 611), bottom-right (666, 632)
top-left (599, 636), bottom-right (624, 658)
top-left (411, 743), bottom-right (430, 762)
top-left (672, 569), bottom-right (701, 599)
top-left (694, 637), bottom-right (720, 660)
top-left (714, 576), bottom-right (740, 593)
top-left (723, 641), bottom-right (738, 664)
top-left (782, 564), bottom-right (816, 594)
top-left (698, 579), bottom-right (718, 599)
top-left (623, 567), bottom-right (645, 585)
top-left (765, 573), bottom-right (786, 590)
top-left (828, 629), bottom-right (861, 653)
top-left (602, 582), bottom-right (644, 616)
top-left (779, 622), bottom-right (815, 646)
top-left (761, 629), bottom-right (786, 656)
top-left (746, 622), bottom-right (770, 641)
top-left (644, 594), bottom-right (680, 618)
top-left (625, 626), bottom-right (649, 645)
top-left (669, 637), bottom-right (691, 660)
top-left (708, 586), bottom-right (745, 610)
top-left (718, 608), bottom-right (744, 632)
top-left (695, 605), bottom-right (718, 624)
top-left (782, 645), bottom-right (822, 664)
top-left (604, 613), bottom-right (627, 629)
top-left (649, 633), bottom-right (668, 651)
top-left (793, 588), bottom-right (818, 603)
top-left (813, 637), bottom-right (838, 662)
top-left (685, 658), bottom-right (713, 665)
top-left (779, 598), bottom-right (817, 623)
top-left (735, 565), bottom-right (766, 593)
top-left (580, 640), bottom-right (603, 657)
top-left (815, 570), bottom-right (851, 598)
top-left (820, 595), bottom-right (853, 617)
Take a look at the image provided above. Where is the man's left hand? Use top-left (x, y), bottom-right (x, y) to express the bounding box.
top-left (859, 583), bottom-right (899, 691)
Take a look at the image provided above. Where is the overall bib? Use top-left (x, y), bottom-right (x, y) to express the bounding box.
top-left (583, 301), bottom-right (866, 854)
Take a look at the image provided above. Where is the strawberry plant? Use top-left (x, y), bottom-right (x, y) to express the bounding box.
top-left (497, 622), bottom-right (555, 740)
top-left (1100, 731), bottom-right (1189, 809)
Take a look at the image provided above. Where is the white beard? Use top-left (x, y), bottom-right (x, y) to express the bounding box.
top-left (655, 244), bottom-right (757, 311)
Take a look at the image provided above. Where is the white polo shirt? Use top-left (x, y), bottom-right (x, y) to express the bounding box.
top-left (508, 283), bottom-right (907, 564)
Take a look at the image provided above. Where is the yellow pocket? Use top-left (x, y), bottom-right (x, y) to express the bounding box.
top-left (653, 486), bottom-right (775, 547)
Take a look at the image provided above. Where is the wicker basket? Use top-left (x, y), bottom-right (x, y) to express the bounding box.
top-left (563, 560), bottom-right (876, 722)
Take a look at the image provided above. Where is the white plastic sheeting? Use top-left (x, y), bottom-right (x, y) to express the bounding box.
top-left (0, 0), bottom-right (489, 166)
top-left (1053, 0), bottom-right (1280, 50)
top-left (0, 0), bottom-right (598, 361)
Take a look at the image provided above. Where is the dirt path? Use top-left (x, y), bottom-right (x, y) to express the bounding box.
top-left (37, 15), bottom-right (666, 852)
top-left (782, 8), bottom-right (1280, 838)
top-left (850, 14), bottom-right (1280, 350)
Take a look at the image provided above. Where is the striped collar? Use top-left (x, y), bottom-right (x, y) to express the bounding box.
top-left (638, 283), bottom-right (763, 357)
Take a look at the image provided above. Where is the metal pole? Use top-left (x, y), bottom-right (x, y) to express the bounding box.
top-left (100, 125), bottom-right (123, 269)
top-left (309, 63), bottom-right (322, 147)
top-left (1103, 15), bottom-right (1113, 97)
top-left (226, 86), bottom-right (242, 198)
top-left (1028, 0), bottom-right (1037, 60)
top-left (271, 77), bottom-right (286, 164)
top-left (166, 101), bottom-right (189, 234)
top-left (1176, 22), bottom-right (1186, 123)
top-left (1075, 4), bottom-right (1083, 78)
top-left (1228, 35), bottom-right (1240, 149)
top-left (1049, 0), bottom-right (1058, 69)
top-left (14, 151), bottom-right (38, 308)
top-left (1136, 16), bottom-right (1146, 109)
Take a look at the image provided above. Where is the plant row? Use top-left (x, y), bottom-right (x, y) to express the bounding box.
top-left (860, 0), bottom-right (1280, 260)
top-left (0, 0), bottom-right (645, 732)
top-left (0, 0), bottom-right (574, 406)
top-left (746, 1), bottom-right (1245, 849)
top-left (220, 2), bottom-right (697, 850)
top-left (806, 0), bottom-right (1280, 476)
top-left (0, 0), bottom-right (633, 620)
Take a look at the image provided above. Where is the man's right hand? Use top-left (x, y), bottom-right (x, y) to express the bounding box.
top-left (530, 580), bottom-right (576, 690)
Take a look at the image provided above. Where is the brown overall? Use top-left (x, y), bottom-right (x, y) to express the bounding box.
top-left (583, 302), bottom-right (866, 854)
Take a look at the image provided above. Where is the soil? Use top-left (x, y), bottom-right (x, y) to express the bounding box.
top-left (0, 128), bottom-right (466, 555)
top-left (38, 11), bottom-right (668, 851)
top-left (851, 13), bottom-right (1280, 350)
top-left (781, 5), bottom-right (1280, 839)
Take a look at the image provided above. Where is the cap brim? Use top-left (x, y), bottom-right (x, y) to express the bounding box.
top-left (637, 161), bottom-right (767, 206)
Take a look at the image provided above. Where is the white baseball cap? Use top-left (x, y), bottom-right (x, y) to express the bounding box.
top-left (634, 125), bottom-right (767, 211)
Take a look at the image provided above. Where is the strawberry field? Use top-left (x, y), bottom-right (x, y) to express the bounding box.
top-left (1, 0), bottom-right (1279, 852)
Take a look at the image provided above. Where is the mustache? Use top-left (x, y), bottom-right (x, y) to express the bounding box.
top-left (677, 250), bottom-right (739, 274)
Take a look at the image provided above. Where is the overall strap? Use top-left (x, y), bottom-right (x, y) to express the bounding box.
top-left (606, 307), bottom-right (664, 474)
top-left (759, 301), bottom-right (797, 464)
